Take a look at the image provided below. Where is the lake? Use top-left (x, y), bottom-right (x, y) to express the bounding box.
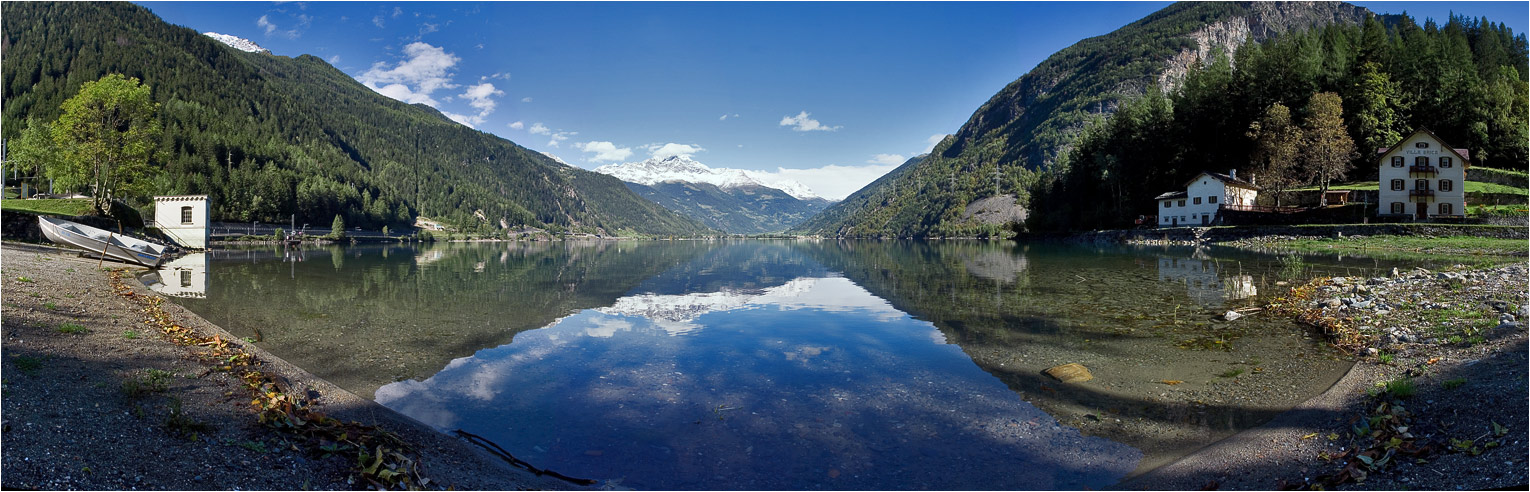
top-left (154, 239), bottom-right (1439, 490)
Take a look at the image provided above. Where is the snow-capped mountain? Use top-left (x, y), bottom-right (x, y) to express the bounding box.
top-left (202, 32), bottom-right (269, 54)
top-left (595, 155), bottom-right (822, 201)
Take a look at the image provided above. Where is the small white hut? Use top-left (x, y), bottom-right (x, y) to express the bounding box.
top-left (153, 195), bottom-right (209, 249)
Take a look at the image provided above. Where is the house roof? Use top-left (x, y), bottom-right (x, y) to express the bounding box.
top-left (1374, 128), bottom-right (1472, 166)
top-left (1185, 171), bottom-right (1262, 191)
top-left (1154, 191), bottom-right (1188, 200)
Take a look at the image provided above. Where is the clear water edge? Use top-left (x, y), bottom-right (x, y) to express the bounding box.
top-left (151, 239), bottom-right (1446, 490)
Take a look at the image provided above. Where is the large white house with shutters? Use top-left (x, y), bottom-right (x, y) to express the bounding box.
top-left (1154, 170), bottom-right (1261, 227)
top-left (1376, 129), bottom-right (1468, 219)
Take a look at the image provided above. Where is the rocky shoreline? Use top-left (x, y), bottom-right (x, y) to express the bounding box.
top-left (1, 242), bottom-right (577, 491)
top-left (1128, 261), bottom-right (1528, 490)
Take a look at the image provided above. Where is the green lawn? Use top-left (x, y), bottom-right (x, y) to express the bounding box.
top-left (1272, 234), bottom-right (1527, 258)
top-left (0, 198), bottom-right (94, 216)
top-left (1291, 181), bottom-right (1528, 195)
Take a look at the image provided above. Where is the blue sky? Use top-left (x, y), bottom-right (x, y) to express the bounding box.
top-left (136, 1), bottom-right (1529, 199)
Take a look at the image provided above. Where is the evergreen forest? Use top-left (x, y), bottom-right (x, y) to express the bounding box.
top-left (1, 2), bottom-right (711, 236)
top-left (1028, 14), bottom-right (1528, 231)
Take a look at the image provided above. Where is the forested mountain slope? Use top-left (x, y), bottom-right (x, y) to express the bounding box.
top-left (1, 2), bottom-right (710, 236)
top-left (795, 1), bottom-right (1526, 237)
top-left (625, 181), bottom-right (831, 235)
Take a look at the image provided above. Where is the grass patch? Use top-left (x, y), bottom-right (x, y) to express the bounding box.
top-left (123, 329), bottom-right (140, 340)
top-left (0, 198), bottom-right (94, 216)
top-left (121, 369), bottom-right (175, 398)
top-left (1272, 234), bottom-right (1527, 258)
top-left (11, 355), bottom-right (45, 375)
top-left (56, 322), bottom-right (89, 334)
top-left (1384, 378), bottom-right (1417, 399)
top-left (15, 276), bottom-right (35, 283)
top-left (1377, 352), bottom-right (1395, 364)
top-left (164, 397), bottom-right (213, 440)
top-left (1219, 368), bottom-right (1246, 378)
top-left (43, 301), bottom-right (58, 310)
top-left (1441, 377), bottom-right (1468, 389)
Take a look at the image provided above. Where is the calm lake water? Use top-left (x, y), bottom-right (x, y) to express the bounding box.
top-left (154, 240), bottom-right (1445, 490)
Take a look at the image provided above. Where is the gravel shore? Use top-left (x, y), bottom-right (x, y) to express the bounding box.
top-left (2, 242), bottom-right (576, 490)
top-left (1127, 261), bottom-right (1528, 490)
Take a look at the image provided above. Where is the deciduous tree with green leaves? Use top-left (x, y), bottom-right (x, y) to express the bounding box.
top-left (48, 74), bottom-right (163, 215)
top-left (1301, 92), bottom-right (1356, 205)
top-left (1247, 103), bottom-right (1303, 207)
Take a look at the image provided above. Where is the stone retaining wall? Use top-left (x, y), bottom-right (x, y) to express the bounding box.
top-left (1044, 223), bottom-right (1528, 245)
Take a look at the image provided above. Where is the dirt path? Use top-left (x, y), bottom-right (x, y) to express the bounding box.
top-left (1, 242), bottom-right (577, 490)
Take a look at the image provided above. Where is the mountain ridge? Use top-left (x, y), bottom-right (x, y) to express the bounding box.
top-left (1, 2), bottom-right (711, 237)
top-left (597, 155), bottom-right (832, 234)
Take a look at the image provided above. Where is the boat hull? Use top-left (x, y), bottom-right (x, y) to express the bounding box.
top-left (37, 216), bottom-right (166, 267)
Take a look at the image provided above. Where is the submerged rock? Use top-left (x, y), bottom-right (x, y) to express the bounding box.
top-left (1045, 363), bottom-right (1094, 383)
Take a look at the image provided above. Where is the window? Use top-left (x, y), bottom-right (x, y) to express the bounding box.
top-left (1415, 179), bottom-right (1429, 190)
top-left (1163, 201), bottom-right (1171, 208)
top-left (1193, 197), bottom-right (1202, 205)
top-left (1391, 202), bottom-right (1404, 214)
top-left (1178, 200), bottom-right (1185, 207)
top-left (1209, 196), bottom-right (1218, 204)
top-left (1415, 156), bottom-right (1428, 166)
top-left (1390, 179), bottom-right (1404, 191)
top-left (1391, 156), bottom-right (1404, 167)
top-left (1439, 179), bottom-right (1453, 192)
top-left (1440, 157), bottom-right (1452, 168)
top-left (179, 270), bottom-right (192, 288)
top-left (1415, 142), bottom-right (1430, 148)
top-left (1439, 203), bottom-right (1453, 215)
top-left (180, 206), bottom-right (193, 224)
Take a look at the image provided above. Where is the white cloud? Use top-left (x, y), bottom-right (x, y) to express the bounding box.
top-left (441, 110), bottom-right (483, 128)
top-left (719, 113), bottom-right (740, 121)
top-left (327, 54), bottom-right (341, 65)
top-left (779, 111), bottom-right (841, 132)
top-left (757, 163), bottom-right (900, 200)
top-left (461, 83), bottom-right (503, 112)
top-left (257, 15), bottom-right (278, 35)
top-left (509, 121), bottom-right (525, 130)
top-left (528, 123), bottom-right (551, 135)
top-left (420, 22), bottom-right (439, 35)
top-left (547, 133), bottom-right (572, 147)
top-left (868, 153), bottom-right (906, 165)
top-left (577, 141), bottom-right (634, 162)
top-left (482, 72), bottom-right (511, 82)
top-left (392, 6), bottom-right (403, 18)
top-left (372, 15), bottom-right (385, 28)
top-left (925, 134), bottom-right (947, 153)
top-left (521, 97), bottom-right (533, 103)
top-left (647, 143), bottom-right (705, 160)
top-left (357, 42), bottom-right (460, 107)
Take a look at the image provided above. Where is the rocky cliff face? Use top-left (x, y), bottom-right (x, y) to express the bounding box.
top-left (1159, 2), bottom-right (1370, 90)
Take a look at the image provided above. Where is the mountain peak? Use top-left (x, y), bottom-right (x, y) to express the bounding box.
top-left (595, 156), bottom-right (823, 201)
top-left (203, 32), bottom-right (269, 53)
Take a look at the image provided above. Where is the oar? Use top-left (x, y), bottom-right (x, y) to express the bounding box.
top-left (99, 233), bottom-right (113, 268)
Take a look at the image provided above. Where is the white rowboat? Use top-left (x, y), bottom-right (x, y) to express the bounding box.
top-left (37, 216), bottom-right (168, 267)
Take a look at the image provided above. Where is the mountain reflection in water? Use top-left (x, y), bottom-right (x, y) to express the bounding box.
top-left (159, 240), bottom-right (1446, 490)
top-left (376, 275), bottom-right (1141, 490)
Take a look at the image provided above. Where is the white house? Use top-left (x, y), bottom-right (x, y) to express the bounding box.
top-left (1376, 129), bottom-right (1468, 219)
top-left (1155, 170), bottom-right (1261, 227)
top-left (153, 195), bottom-right (209, 249)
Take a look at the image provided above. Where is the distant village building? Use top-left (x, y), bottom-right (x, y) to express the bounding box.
top-left (1154, 170), bottom-right (1261, 227)
top-left (152, 195), bottom-right (209, 249)
top-left (1376, 129), bottom-right (1468, 219)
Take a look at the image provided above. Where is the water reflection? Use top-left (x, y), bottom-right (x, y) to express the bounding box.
top-left (146, 253), bottom-right (209, 298)
top-left (1156, 256), bottom-right (1257, 306)
top-left (157, 240), bottom-right (1459, 488)
top-left (377, 274), bottom-right (1140, 490)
